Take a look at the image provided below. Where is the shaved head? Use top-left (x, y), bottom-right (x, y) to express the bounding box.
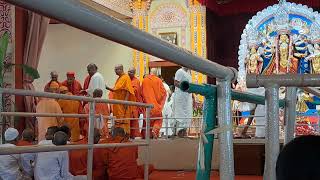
top-left (53, 131), bottom-right (68, 146)
top-left (128, 67), bottom-right (136, 79)
top-left (115, 64), bottom-right (124, 76)
top-left (150, 68), bottom-right (158, 75)
top-left (93, 89), bottom-right (103, 98)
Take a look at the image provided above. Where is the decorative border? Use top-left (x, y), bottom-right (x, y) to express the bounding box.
top-left (237, 1), bottom-right (320, 85)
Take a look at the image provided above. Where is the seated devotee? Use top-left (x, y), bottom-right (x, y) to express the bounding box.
top-left (106, 127), bottom-right (153, 180)
top-left (0, 128), bottom-right (31, 180)
top-left (141, 68), bottom-right (167, 139)
top-left (34, 131), bottom-right (74, 180)
top-left (84, 89), bottom-right (109, 139)
top-left (69, 128), bottom-right (108, 180)
top-left (38, 126), bottom-right (58, 145)
top-left (44, 71), bottom-right (60, 91)
top-left (61, 72), bottom-right (83, 95)
top-left (17, 129), bottom-right (36, 178)
top-left (36, 82), bottom-right (63, 141)
top-left (58, 86), bottom-right (83, 142)
top-left (58, 125), bottom-right (72, 144)
top-left (106, 64), bottom-right (135, 135)
top-left (82, 63), bottom-right (106, 97)
top-left (276, 135), bottom-right (320, 180)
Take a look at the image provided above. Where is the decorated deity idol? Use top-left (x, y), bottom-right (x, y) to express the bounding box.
top-left (294, 35), bottom-right (311, 74)
top-left (246, 47), bottom-right (262, 74)
top-left (278, 34), bottom-right (290, 73)
top-left (260, 40), bottom-right (276, 75)
top-left (307, 44), bottom-right (320, 74)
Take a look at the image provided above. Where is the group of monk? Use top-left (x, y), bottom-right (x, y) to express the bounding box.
top-left (39, 63), bottom-right (167, 142)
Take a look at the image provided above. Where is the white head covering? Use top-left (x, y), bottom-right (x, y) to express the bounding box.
top-left (5, 128), bottom-right (19, 141)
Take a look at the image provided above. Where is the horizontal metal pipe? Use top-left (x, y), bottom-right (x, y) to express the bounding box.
top-left (0, 112), bottom-right (109, 118)
top-left (3, 0), bottom-right (236, 81)
top-left (0, 88), bottom-right (153, 107)
top-left (247, 74), bottom-right (320, 88)
top-left (303, 87), bottom-right (320, 97)
top-left (0, 142), bottom-right (148, 155)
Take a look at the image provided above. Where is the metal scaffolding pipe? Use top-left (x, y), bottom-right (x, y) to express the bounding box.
top-left (303, 87), bottom-right (320, 97)
top-left (87, 102), bottom-right (95, 179)
top-left (0, 112), bottom-right (109, 118)
top-left (246, 74), bottom-right (320, 88)
top-left (0, 88), bottom-right (152, 107)
top-left (144, 107), bottom-right (151, 180)
top-left (0, 142), bottom-right (148, 155)
top-left (264, 84), bottom-right (280, 180)
top-left (217, 80), bottom-right (235, 180)
top-left (3, 0), bottom-right (236, 81)
top-left (284, 87), bottom-right (297, 145)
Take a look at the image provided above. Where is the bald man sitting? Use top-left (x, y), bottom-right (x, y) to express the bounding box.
top-left (106, 64), bottom-right (135, 135)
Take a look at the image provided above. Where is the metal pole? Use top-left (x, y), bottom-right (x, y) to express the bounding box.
top-left (87, 101), bottom-right (95, 180)
top-left (303, 87), bottom-right (320, 97)
top-left (0, 88), bottom-right (3, 144)
top-left (144, 107), bottom-right (151, 180)
top-left (284, 87), bottom-right (297, 145)
top-left (0, 112), bottom-right (109, 118)
top-left (264, 84), bottom-right (280, 180)
top-left (217, 80), bottom-right (234, 180)
top-left (165, 115), bottom-right (169, 139)
top-left (3, 0), bottom-right (236, 81)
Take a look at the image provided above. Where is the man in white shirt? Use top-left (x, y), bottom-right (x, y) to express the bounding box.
top-left (84, 63), bottom-right (106, 97)
top-left (38, 126), bottom-right (58, 145)
top-left (173, 67), bottom-right (193, 135)
top-left (0, 128), bottom-right (31, 180)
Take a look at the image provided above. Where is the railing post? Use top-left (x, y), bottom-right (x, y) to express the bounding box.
top-left (0, 88), bottom-right (3, 144)
top-left (165, 115), bottom-right (169, 139)
top-left (264, 84), bottom-right (280, 180)
top-left (284, 87), bottom-right (297, 145)
top-left (144, 107), bottom-right (151, 180)
top-left (87, 101), bottom-right (95, 180)
top-left (217, 80), bottom-right (234, 180)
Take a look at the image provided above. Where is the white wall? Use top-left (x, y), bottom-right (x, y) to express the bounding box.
top-left (34, 24), bottom-right (132, 91)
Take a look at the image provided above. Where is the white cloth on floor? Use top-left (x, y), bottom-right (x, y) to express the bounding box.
top-left (87, 72), bottom-right (106, 97)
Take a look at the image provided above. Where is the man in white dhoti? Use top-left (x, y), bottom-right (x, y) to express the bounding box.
top-left (0, 128), bottom-right (31, 180)
top-left (34, 131), bottom-right (74, 180)
top-left (83, 63), bottom-right (106, 97)
top-left (173, 67), bottom-right (193, 135)
top-left (160, 77), bottom-right (173, 136)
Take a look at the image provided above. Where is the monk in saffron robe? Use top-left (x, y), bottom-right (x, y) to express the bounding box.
top-left (69, 128), bottom-right (108, 180)
top-left (141, 68), bottom-right (167, 139)
top-left (128, 67), bottom-right (143, 138)
top-left (36, 82), bottom-right (63, 141)
top-left (58, 86), bottom-right (83, 142)
top-left (106, 64), bottom-right (135, 135)
top-left (44, 71), bottom-right (61, 91)
top-left (105, 127), bottom-right (153, 180)
top-left (84, 89), bottom-right (109, 138)
top-left (61, 72), bottom-right (83, 95)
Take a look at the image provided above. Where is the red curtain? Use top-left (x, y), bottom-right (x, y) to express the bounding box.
top-left (200, 0), bottom-right (320, 16)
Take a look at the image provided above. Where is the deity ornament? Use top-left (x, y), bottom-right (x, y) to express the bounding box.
top-left (307, 44), bottom-right (320, 74)
top-left (278, 34), bottom-right (290, 73)
top-left (260, 40), bottom-right (276, 75)
top-left (246, 47), bottom-right (262, 74)
top-left (297, 92), bottom-right (313, 113)
top-left (294, 36), bottom-right (311, 74)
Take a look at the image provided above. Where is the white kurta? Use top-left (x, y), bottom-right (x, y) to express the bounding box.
top-left (87, 72), bottom-right (106, 97)
top-left (34, 151), bottom-right (73, 180)
top-left (161, 82), bottom-right (173, 135)
top-left (0, 144), bottom-right (24, 180)
top-left (173, 68), bottom-right (193, 130)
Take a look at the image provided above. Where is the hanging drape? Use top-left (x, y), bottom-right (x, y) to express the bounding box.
top-left (23, 12), bottom-right (49, 130)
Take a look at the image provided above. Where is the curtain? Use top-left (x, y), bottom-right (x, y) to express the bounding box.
top-left (23, 12), bottom-right (49, 130)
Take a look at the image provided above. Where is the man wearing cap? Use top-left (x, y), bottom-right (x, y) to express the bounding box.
top-left (61, 72), bottom-right (82, 95)
top-left (36, 82), bottom-right (63, 141)
top-left (44, 71), bottom-right (61, 91)
top-left (0, 128), bottom-right (31, 179)
top-left (58, 86), bottom-right (83, 142)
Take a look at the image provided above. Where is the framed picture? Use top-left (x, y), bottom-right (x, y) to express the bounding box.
top-left (159, 32), bottom-right (178, 45)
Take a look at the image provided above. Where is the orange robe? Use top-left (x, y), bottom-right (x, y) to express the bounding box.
top-left (16, 140), bottom-right (33, 146)
top-left (44, 80), bottom-right (61, 91)
top-left (36, 98), bottom-right (63, 141)
top-left (112, 74), bottom-right (135, 134)
top-left (130, 77), bottom-right (143, 138)
top-left (61, 80), bottom-right (83, 95)
top-left (141, 75), bottom-right (167, 138)
top-left (69, 139), bottom-right (87, 176)
top-left (84, 103), bottom-right (110, 138)
top-left (58, 96), bottom-right (83, 142)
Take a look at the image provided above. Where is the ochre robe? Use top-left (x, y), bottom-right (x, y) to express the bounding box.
top-left (36, 98), bottom-right (63, 141)
top-left (130, 77), bottom-right (143, 138)
top-left (112, 74), bottom-right (135, 134)
top-left (16, 140), bottom-right (33, 146)
top-left (44, 80), bottom-right (61, 91)
top-left (84, 103), bottom-right (110, 138)
top-left (69, 139), bottom-right (87, 176)
top-left (58, 95), bottom-right (83, 142)
top-left (61, 80), bottom-right (83, 95)
top-left (141, 75), bottom-right (167, 138)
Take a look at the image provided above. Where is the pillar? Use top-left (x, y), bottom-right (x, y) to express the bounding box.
top-left (130, 0), bottom-right (152, 82)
